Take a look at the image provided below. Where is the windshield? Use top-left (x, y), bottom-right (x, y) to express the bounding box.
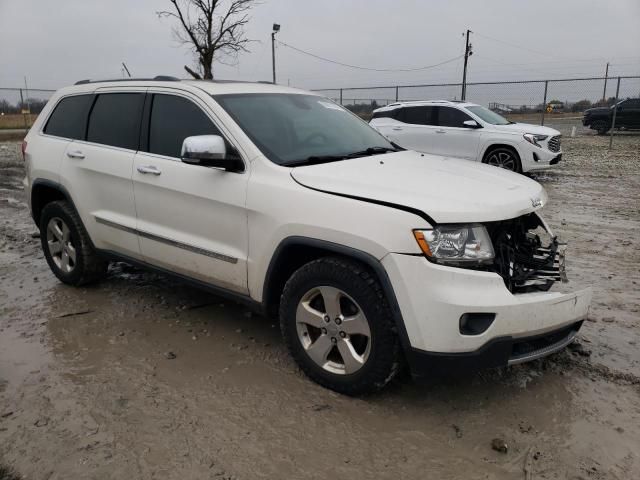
top-left (214, 93), bottom-right (395, 166)
top-left (465, 105), bottom-right (512, 125)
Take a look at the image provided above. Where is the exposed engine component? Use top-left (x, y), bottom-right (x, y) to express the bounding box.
top-left (486, 213), bottom-right (567, 293)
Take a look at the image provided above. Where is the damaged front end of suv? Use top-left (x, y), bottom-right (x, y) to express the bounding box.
top-left (487, 213), bottom-right (568, 294)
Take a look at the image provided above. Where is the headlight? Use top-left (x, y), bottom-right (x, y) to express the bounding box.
top-left (523, 133), bottom-right (548, 148)
top-left (413, 225), bottom-right (494, 265)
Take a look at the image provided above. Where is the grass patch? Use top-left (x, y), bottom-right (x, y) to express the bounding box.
top-left (0, 114), bottom-right (37, 130)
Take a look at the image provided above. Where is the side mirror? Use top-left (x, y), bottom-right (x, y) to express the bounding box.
top-left (463, 120), bottom-right (482, 129)
top-left (181, 135), bottom-right (243, 172)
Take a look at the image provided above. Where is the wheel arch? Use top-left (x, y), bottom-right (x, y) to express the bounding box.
top-left (31, 178), bottom-right (73, 226)
top-left (481, 142), bottom-right (522, 162)
top-left (262, 236), bottom-right (412, 351)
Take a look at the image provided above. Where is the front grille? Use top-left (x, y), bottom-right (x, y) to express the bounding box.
top-left (547, 135), bottom-right (561, 152)
top-left (486, 213), bottom-right (567, 293)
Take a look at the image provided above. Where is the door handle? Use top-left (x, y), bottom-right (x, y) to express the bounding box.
top-left (66, 150), bottom-right (85, 159)
top-left (137, 165), bottom-right (162, 176)
top-left (392, 127), bottom-right (403, 131)
top-left (435, 129), bottom-right (446, 134)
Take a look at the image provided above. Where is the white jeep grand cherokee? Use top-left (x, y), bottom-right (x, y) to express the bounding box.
top-left (23, 78), bottom-right (591, 395)
top-left (370, 100), bottom-right (563, 173)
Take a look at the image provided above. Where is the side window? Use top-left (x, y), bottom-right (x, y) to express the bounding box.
top-left (43, 95), bottom-right (93, 139)
top-left (399, 106), bottom-right (426, 125)
top-left (398, 106), bottom-right (437, 125)
top-left (148, 94), bottom-right (221, 158)
top-left (371, 109), bottom-right (399, 120)
top-left (436, 106), bottom-right (473, 128)
top-left (87, 93), bottom-right (144, 150)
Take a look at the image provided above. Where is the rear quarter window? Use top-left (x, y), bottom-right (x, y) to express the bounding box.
top-left (371, 109), bottom-right (398, 120)
top-left (43, 94), bottom-right (93, 140)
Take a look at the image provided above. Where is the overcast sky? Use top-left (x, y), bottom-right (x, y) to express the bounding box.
top-left (1, 0), bottom-right (639, 92)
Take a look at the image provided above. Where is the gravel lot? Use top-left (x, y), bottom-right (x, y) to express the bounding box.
top-left (1, 133), bottom-right (639, 479)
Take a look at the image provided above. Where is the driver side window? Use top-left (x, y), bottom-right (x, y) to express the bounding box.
top-left (147, 94), bottom-right (238, 159)
top-left (436, 106), bottom-right (473, 128)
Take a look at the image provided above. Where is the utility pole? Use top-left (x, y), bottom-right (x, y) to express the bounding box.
top-left (271, 23), bottom-right (280, 84)
top-left (602, 62), bottom-right (609, 102)
top-left (461, 30), bottom-right (472, 101)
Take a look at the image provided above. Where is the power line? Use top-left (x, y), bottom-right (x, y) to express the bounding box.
top-left (276, 40), bottom-right (464, 72)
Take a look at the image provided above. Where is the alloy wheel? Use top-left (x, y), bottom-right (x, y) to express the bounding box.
top-left (486, 150), bottom-right (517, 171)
top-left (295, 286), bottom-right (371, 375)
top-left (46, 217), bottom-right (76, 273)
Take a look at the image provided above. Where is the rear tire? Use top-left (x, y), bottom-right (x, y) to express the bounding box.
top-left (40, 201), bottom-right (108, 286)
top-left (483, 146), bottom-right (522, 173)
top-left (280, 257), bottom-right (403, 395)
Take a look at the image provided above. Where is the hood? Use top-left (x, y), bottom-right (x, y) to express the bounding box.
top-left (584, 106), bottom-right (610, 115)
top-left (290, 150), bottom-right (547, 224)
top-left (488, 122), bottom-right (560, 136)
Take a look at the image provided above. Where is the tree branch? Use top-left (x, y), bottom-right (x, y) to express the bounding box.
top-left (159, 0), bottom-right (259, 79)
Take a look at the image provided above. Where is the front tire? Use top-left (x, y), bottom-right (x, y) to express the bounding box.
top-left (280, 257), bottom-right (403, 395)
top-left (591, 120), bottom-right (609, 135)
top-left (483, 146), bottom-right (522, 173)
top-left (40, 201), bottom-right (108, 286)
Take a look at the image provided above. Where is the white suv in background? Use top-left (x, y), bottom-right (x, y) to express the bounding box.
top-left (370, 100), bottom-right (563, 173)
top-left (23, 79), bottom-right (590, 395)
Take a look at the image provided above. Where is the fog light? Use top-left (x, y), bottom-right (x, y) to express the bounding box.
top-left (459, 313), bottom-right (495, 335)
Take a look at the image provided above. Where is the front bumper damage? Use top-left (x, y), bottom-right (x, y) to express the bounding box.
top-left (382, 212), bottom-right (591, 378)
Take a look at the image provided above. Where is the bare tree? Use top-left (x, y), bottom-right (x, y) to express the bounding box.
top-left (158, 0), bottom-right (258, 80)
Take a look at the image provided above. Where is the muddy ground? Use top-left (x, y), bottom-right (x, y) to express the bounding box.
top-left (1, 134), bottom-right (639, 479)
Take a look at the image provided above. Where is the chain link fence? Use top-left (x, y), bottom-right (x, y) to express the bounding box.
top-left (1, 77), bottom-right (639, 148)
top-left (314, 76), bottom-right (640, 148)
top-left (0, 87), bottom-right (55, 133)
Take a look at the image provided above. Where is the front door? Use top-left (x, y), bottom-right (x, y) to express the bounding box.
top-left (429, 106), bottom-right (481, 160)
top-left (132, 92), bottom-right (249, 293)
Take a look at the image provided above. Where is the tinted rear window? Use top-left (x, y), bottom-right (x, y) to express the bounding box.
top-left (43, 95), bottom-right (93, 139)
top-left (399, 106), bottom-right (436, 125)
top-left (87, 93), bottom-right (144, 150)
top-left (371, 109), bottom-right (398, 119)
top-left (148, 94), bottom-right (220, 158)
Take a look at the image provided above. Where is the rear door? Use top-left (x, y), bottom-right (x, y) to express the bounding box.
top-left (617, 99), bottom-right (640, 128)
top-left (59, 89), bottom-right (145, 258)
top-left (132, 91), bottom-right (249, 293)
top-left (429, 106), bottom-right (481, 160)
top-left (388, 106), bottom-right (437, 152)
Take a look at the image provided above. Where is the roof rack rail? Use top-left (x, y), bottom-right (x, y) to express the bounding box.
top-left (74, 76), bottom-right (180, 85)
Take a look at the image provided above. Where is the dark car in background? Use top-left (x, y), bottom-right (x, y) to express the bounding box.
top-left (583, 98), bottom-right (640, 134)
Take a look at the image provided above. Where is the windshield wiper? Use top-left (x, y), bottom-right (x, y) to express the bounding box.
top-left (344, 146), bottom-right (398, 158)
top-left (284, 155), bottom-right (349, 167)
top-left (284, 146), bottom-right (398, 167)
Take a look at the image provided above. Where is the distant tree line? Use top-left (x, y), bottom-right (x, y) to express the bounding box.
top-left (0, 98), bottom-right (48, 115)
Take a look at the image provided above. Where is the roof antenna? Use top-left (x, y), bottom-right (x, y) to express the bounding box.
top-left (122, 62), bottom-right (132, 78)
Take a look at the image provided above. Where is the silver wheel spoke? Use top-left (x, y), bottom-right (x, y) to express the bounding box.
top-left (60, 250), bottom-right (70, 272)
top-left (296, 301), bottom-right (326, 329)
top-left (62, 223), bottom-right (70, 243)
top-left (336, 339), bottom-right (365, 374)
top-left (341, 312), bottom-right (371, 336)
top-left (318, 286), bottom-right (342, 319)
top-left (67, 244), bottom-right (77, 264)
top-left (48, 240), bottom-right (62, 256)
top-left (305, 335), bottom-right (333, 366)
top-left (51, 222), bottom-right (63, 241)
